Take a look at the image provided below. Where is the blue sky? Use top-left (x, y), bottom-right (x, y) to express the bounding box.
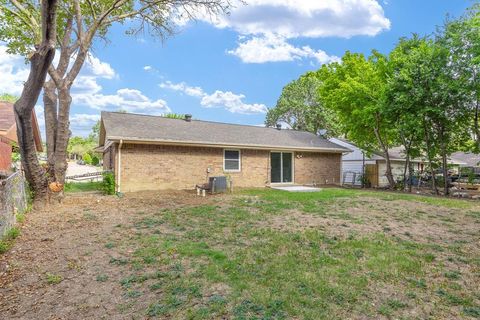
top-left (0, 0), bottom-right (474, 136)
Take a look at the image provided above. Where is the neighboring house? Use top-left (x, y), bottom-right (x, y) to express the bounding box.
top-left (329, 138), bottom-right (425, 187)
top-left (0, 101), bottom-right (43, 172)
top-left (450, 151), bottom-right (479, 168)
top-left (98, 112), bottom-right (350, 192)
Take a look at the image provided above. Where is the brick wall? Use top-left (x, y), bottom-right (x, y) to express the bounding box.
top-left (0, 139), bottom-right (12, 172)
top-left (114, 143), bottom-right (342, 192)
top-left (119, 144), bottom-right (270, 192)
top-left (294, 151), bottom-right (341, 185)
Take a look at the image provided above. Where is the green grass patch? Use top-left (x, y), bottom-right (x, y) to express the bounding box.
top-left (107, 188), bottom-right (480, 319)
top-left (46, 273), bottom-right (63, 285)
top-left (65, 181), bottom-right (102, 193)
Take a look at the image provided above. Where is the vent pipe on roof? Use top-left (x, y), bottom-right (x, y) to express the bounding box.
top-left (276, 123), bottom-right (282, 130)
top-left (184, 114), bottom-right (192, 122)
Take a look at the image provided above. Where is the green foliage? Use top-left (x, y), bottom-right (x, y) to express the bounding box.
top-left (0, 93), bottom-right (18, 103)
top-left (6, 227), bottom-right (19, 240)
top-left (82, 153), bottom-right (92, 165)
top-left (46, 273), bottom-right (63, 285)
top-left (265, 73), bottom-right (341, 136)
top-left (163, 113), bottom-right (186, 119)
top-left (91, 155), bottom-right (100, 166)
top-left (0, 241), bottom-right (9, 254)
top-left (318, 50), bottom-right (394, 155)
top-left (65, 181), bottom-right (102, 193)
top-left (102, 172), bottom-right (116, 195)
top-left (16, 213), bottom-right (25, 223)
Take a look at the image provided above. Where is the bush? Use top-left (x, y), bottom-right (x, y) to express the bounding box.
top-left (83, 153), bottom-right (92, 165)
top-left (91, 155), bottom-right (100, 166)
top-left (102, 172), bottom-right (115, 195)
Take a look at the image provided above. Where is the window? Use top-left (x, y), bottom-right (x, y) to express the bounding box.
top-left (224, 149), bottom-right (241, 172)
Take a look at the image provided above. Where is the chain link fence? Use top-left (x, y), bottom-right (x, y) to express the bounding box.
top-left (0, 172), bottom-right (27, 237)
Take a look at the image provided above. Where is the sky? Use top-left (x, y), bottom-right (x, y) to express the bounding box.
top-left (0, 0), bottom-right (474, 137)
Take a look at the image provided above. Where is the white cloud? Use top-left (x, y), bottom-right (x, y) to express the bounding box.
top-left (159, 81), bottom-right (205, 98)
top-left (203, 0), bottom-right (390, 38)
top-left (72, 76), bottom-right (102, 94)
top-left (189, 0), bottom-right (390, 64)
top-left (160, 80), bottom-right (268, 114)
top-left (0, 44), bottom-right (169, 136)
top-left (85, 55), bottom-right (116, 79)
top-left (0, 46), bottom-right (29, 95)
top-left (143, 65), bottom-right (152, 71)
top-left (73, 88), bottom-right (171, 114)
top-left (201, 90), bottom-right (268, 114)
top-left (227, 34), bottom-right (340, 64)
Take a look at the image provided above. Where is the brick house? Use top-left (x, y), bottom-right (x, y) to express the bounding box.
top-left (0, 101), bottom-right (43, 172)
top-left (98, 112), bottom-right (349, 192)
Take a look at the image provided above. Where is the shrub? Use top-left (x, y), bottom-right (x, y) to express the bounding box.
top-left (91, 155), bottom-right (100, 166)
top-left (102, 172), bottom-right (116, 195)
top-left (83, 153), bottom-right (92, 165)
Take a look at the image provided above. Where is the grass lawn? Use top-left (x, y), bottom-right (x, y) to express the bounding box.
top-left (64, 181), bottom-right (103, 193)
top-left (1, 188), bottom-right (479, 319)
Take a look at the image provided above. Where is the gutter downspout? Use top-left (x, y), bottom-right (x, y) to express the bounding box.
top-left (117, 139), bottom-right (123, 192)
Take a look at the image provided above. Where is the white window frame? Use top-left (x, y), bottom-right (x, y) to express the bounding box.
top-left (223, 149), bottom-right (241, 172)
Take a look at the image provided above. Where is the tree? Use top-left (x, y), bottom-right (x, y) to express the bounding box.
top-left (1, 0), bottom-right (231, 201)
top-left (265, 73), bottom-right (341, 136)
top-left (88, 120), bottom-right (100, 143)
top-left (441, 5), bottom-right (480, 149)
top-left (317, 51), bottom-right (397, 188)
top-left (7, 0), bottom-right (58, 202)
top-left (163, 113), bottom-right (186, 119)
top-left (388, 35), bottom-right (470, 195)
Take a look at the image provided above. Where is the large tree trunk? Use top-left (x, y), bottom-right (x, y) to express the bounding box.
top-left (440, 138), bottom-right (449, 196)
top-left (53, 88), bottom-right (72, 183)
top-left (423, 119), bottom-right (439, 195)
top-left (14, 0), bottom-right (58, 203)
top-left (373, 114), bottom-right (395, 189)
top-left (43, 80), bottom-right (58, 176)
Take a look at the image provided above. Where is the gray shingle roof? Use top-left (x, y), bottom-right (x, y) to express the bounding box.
top-left (450, 152), bottom-right (479, 167)
top-left (100, 112), bottom-right (349, 152)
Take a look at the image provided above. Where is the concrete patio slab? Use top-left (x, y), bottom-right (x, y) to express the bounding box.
top-left (271, 185), bottom-right (322, 192)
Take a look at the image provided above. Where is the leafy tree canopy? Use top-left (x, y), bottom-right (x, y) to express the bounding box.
top-left (265, 73), bottom-right (341, 136)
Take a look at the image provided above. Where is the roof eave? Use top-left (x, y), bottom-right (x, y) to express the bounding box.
top-left (105, 137), bottom-right (350, 153)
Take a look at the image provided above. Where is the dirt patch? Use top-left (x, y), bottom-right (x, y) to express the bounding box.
top-left (0, 191), bottom-right (479, 319)
top-left (260, 197), bottom-right (479, 245)
top-left (0, 191), bottom-right (221, 319)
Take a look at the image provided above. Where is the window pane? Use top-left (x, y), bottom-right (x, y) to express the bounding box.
top-left (271, 152), bottom-right (281, 183)
top-left (225, 159), bottom-right (239, 170)
top-left (225, 150), bottom-right (239, 160)
top-left (282, 153), bottom-right (292, 183)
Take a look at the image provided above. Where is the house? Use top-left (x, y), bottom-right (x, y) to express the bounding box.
top-left (329, 138), bottom-right (425, 187)
top-left (450, 152), bottom-right (478, 168)
top-left (0, 101), bottom-right (43, 172)
top-left (98, 112), bottom-right (350, 192)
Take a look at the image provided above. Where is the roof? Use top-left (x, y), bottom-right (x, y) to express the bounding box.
top-left (0, 101), bottom-right (16, 131)
top-left (99, 112), bottom-right (350, 152)
top-left (0, 101), bottom-right (43, 152)
top-left (329, 137), bottom-right (424, 163)
top-left (450, 151), bottom-right (479, 167)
